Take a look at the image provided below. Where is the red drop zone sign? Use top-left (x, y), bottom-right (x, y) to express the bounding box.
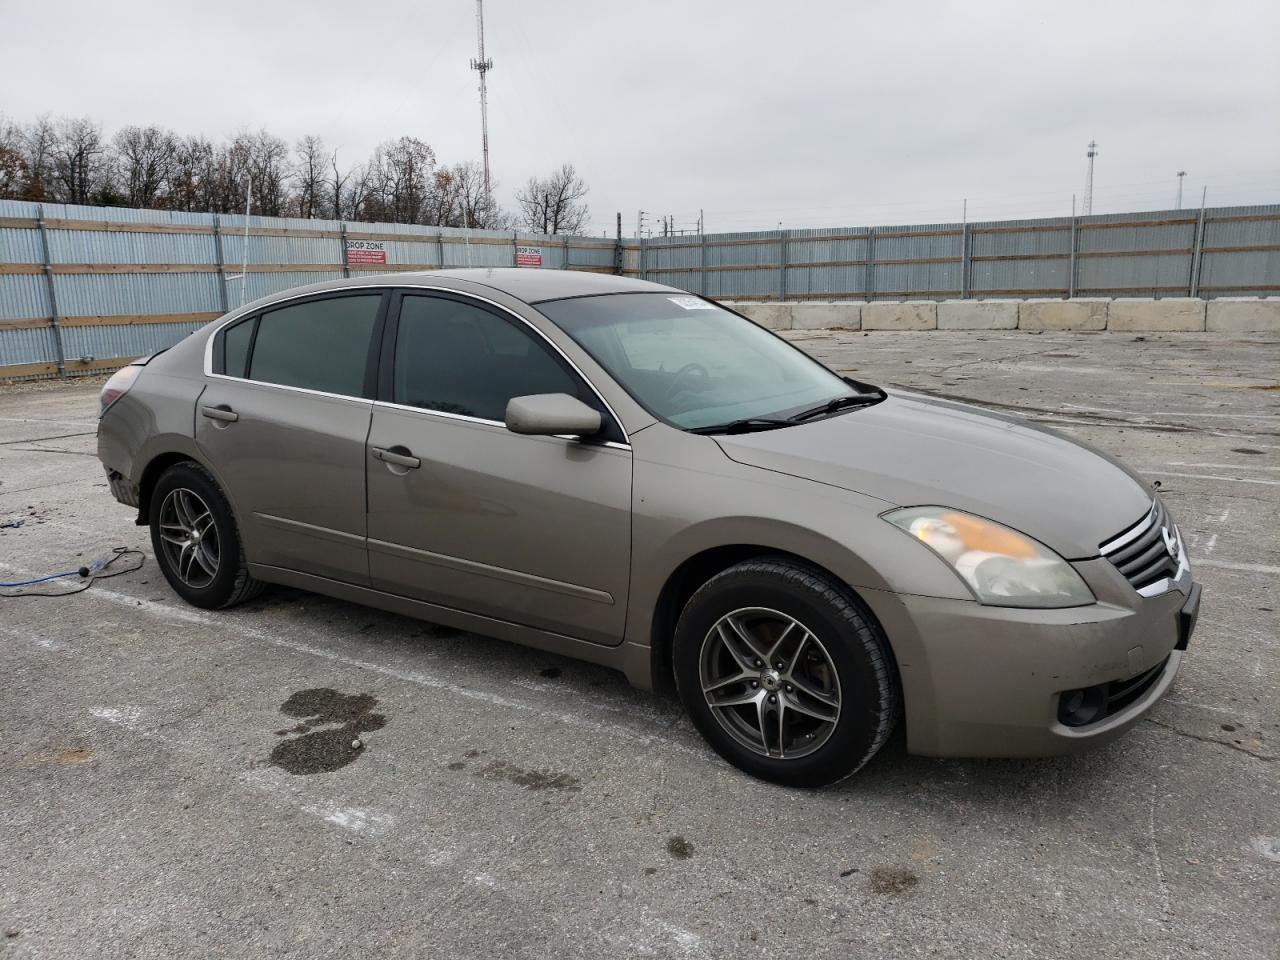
top-left (516, 245), bottom-right (542, 267)
top-left (346, 240), bottom-right (386, 265)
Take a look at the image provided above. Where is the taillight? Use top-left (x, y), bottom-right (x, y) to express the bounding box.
top-left (99, 365), bottom-right (141, 417)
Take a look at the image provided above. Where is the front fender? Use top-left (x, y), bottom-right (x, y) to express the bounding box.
top-left (623, 426), bottom-right (971, 661)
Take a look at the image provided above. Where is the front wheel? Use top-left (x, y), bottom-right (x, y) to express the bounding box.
top-left (148, 461), bottom-right (263, 609)
top-left (673, 558), bottom-right (898, 787)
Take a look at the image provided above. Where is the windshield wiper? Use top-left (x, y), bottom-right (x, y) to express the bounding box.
top-left (788, 389), bottom-right (886, 423)
top-left (688, 417), bottom-right (795, 435)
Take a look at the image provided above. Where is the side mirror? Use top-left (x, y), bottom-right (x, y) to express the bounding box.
top-left (505, 393), bottom-right (602, 438)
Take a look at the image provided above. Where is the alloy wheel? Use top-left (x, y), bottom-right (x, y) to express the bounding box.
top-left (157, 487), bottom-right (221, 589)
top-left (698, 607), bottom-right (842, 760)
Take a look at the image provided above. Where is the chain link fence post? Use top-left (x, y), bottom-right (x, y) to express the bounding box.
top-left (778, 229), bottom-right (789, 301)
top-left (1190, 199), bottom-right (1207, 299)
top-left (1068, 214), bottom-right (1079, 298)
top-left (35, 205), bottom-right (67, 378)
top-left (864, 227), bottom-right (876, 302)
top-left (213, 214), bottom-right (229, 313)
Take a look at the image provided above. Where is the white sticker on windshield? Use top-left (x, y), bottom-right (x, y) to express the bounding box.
top-left (668, 296), bottom-right (716, 310)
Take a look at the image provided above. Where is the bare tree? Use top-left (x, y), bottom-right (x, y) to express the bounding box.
top-left (292, 135), bottom-right (327, 219)
top-left (113, 124), bottom-right (177, 207)
top-left (0, 116), bottom-right (27, 200)
top-left (51, 117), bottom-right (108, 204)
top-left (362, 136), bottom-right (436, 223)
top-left (18, 115), bottom-right (58, 200)
top-left (516, 163), bottom-right (589, 235)
top-left (425, 161), bottom-right (508, 229)
top-left (238, 129), bottom-right (290, 217)
top-left (325, 150), bottom-right (356, 220)
top-left (169, 135), bottom-right (217, 212)
top-left (0, 113), bottom-right (548, 229)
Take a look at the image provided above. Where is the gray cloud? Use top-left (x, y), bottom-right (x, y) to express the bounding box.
top-left (3, 0), bottom-right (1277, 233)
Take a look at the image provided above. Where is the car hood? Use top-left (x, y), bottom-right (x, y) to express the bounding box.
top-left (715, 390), bottom-right (1153, 559)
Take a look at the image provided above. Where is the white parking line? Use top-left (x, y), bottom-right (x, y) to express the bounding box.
top-left (1194, 559), bottom-right (1280, 575)
top-left (1062, 403), bottom-right (1280, 422)
top-left (1139, 471), bottom-right (1280, 487)
top-left (1166, 461), bottom-right (1280, 472)
top-left (0, 568), bottom-right (706, 759)
top-left (0, 416), bottom-right (99, 427)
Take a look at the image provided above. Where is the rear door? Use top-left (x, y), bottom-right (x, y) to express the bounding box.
top-left (196, 290), bottom-right (387, 585)
top-left (365, 291), bottom-right (632, 645)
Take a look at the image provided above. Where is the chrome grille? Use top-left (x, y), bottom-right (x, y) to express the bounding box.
top-left (1099, 499), bottom-right (1181, 592)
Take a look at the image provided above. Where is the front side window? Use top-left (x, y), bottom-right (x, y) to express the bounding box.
top-left (392, 294), bottom-right (585, 423)
top-left (242, 294), bottom-right (382, 396)
top-left (537, 293), bottom-right (852, 429)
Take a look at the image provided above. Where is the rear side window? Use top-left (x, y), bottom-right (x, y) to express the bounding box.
top-left (248, 295), bottom-right (381, 396)
top-left (393, 295), bottom-right (582, 421)
top-left (222, 317), bottom-right (254, 378)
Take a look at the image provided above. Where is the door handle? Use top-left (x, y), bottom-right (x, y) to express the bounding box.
top-left (372, 446), bottom-right (421, 469)
top-left (201, 404), bottom-right (239, 423)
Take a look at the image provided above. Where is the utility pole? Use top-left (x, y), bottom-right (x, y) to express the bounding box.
top-left (1175, 170), bottom-right (1187, 210)
top-left (469, 0), bottom-right (495, 201)
top-left (698, 209), bottom-right (704, 234)
top-left (1082, 139), bottom-right (1098, 216)
top-left (636, 210), bottom-right (647, 239)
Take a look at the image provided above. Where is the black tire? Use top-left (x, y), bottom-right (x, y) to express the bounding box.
top-left (673, 557), bottom-right (898, 787)
top-left (148, 460), bottom-right (263, 609)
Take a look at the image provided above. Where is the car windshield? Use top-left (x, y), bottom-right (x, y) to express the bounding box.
top-left (537, 293), bottom-right (856, 430)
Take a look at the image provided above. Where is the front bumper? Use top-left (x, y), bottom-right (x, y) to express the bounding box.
top-left (860, 564), bottom-right (1201, 758)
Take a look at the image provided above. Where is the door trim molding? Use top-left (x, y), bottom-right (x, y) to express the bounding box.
top-left (254, 512), bottom-right (365, 547)
top-left (368, 537), bottom-right (615, 605)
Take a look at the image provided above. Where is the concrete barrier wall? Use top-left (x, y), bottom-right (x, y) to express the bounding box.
top-left (721, 297), bottom-right (1280, 333)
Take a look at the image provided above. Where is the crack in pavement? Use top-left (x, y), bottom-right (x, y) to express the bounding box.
top-left (896, 384), bottom-right (1280, 438)
top-left (0, 431), bottom-right (96, 446)
top-left (1144, 717), bottom-right (1277, 763)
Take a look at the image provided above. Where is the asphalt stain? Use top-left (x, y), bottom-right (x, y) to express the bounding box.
top-left (869, 866), bottom-right (919, 894)
top-left (667, 835), bottom-right (695, 859)
top-left (1232, 447), bottom-right (1264, 455)
top-left (25, 748), bottom-right (93, 765)
top-left (473, 759), bottom-right (581, 792)
top-left (270, 688), bottom-right (387, 775)
top-left (539, 667), bottom-right (563, 679)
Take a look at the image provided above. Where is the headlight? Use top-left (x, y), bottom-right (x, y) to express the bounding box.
top-left (883, 507), bottom-right (1094, 608)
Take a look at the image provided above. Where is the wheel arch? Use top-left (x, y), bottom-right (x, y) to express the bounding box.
top-left (134, 441), bottom-right (232, 527)
top-left (646, 543), bottom-right (899, 702)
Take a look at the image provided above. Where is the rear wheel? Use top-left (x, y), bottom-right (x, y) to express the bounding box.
top-left (149, 461), bottom-right (262, 609)
top-left (673, 558), bottom-right (898, 787)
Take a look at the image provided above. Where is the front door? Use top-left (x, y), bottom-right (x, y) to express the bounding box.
top-left (196, 291), bottom-right (386, 585)
top-left (365, 292), bottom-right (632, 645)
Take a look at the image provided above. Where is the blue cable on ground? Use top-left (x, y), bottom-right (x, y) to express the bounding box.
top-left (0, 548), bottom-right (145, 597)
top-left (0, 570), bottom-right (83, 588)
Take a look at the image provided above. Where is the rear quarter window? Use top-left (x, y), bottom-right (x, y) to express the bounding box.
top-left (247, 295), bottom-right (382, 396)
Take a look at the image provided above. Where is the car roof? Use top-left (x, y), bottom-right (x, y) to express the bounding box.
top-left (232, 268), bottom-right (683, 315)
top-left (430, 268), bottom-right (681, 303)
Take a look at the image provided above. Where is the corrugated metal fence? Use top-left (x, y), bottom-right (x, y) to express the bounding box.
top-left (629, 204), bottom-right (1280, 302)
top-left (2, 200), bottom-right (1278, 378)
top-left (0, 200), bottom-right (617, 379)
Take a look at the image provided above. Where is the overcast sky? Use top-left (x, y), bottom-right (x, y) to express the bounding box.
top-left (2, 0), bottom-right (1277, 234)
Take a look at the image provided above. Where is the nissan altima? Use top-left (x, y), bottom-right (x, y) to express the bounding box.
top-left (96, 269), bottom-right (1201, 785)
